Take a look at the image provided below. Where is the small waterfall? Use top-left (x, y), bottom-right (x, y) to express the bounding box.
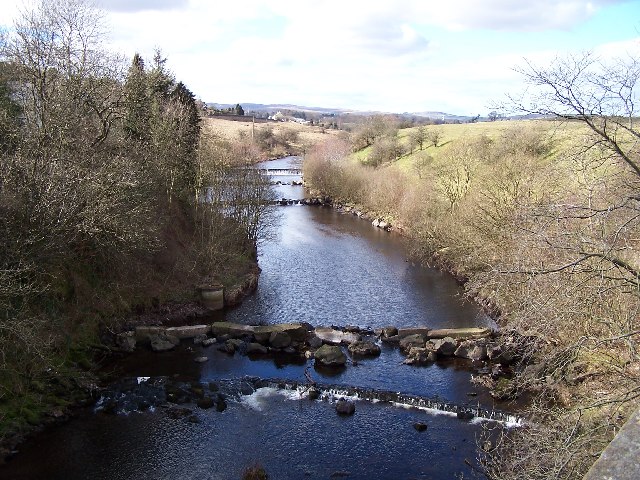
top-left (246, 377), bottom-right (523, 427)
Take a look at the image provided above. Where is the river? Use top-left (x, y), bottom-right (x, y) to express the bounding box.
top-left (0, 156), bottom-right (511, 480)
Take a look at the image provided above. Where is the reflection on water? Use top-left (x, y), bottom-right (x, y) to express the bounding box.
top-left (230, 157), bottom-right (491, 330)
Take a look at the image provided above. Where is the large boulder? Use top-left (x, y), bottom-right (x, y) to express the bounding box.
top-left (254, 323), bottom-right (311, 343)
top-left (307, 335), bottom-right (323, 349)
top-left (348, 341), bottom-right (381, 357)
top-left (399, 334), bottom-right (426, 352)
top-left (403, 347), bottom-right (437, 366)
top-left (431, 336), bottom-right (458, 356)
top-left (454, 339), bottom-right (488, 361)
top-left (314, 344), bottom-right (347, 367)
top-left (149, 333), bottom-right (180, 352)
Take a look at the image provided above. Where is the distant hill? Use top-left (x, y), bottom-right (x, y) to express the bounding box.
top-left (206, 102), bottom-right (543, 122)
top-left (208, 103), bottom-right (351, 115)
top-left (208, 102), bottom-right (472, 119)
top-left (409, 111), bottom-right (473, 122)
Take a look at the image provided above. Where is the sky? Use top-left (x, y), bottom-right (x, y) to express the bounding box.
top-left (1, 0), bottom-right (640, 115)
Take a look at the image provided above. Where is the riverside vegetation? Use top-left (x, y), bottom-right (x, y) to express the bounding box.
top-left (304, 55), bottom-right (640, 479)
top-left (0, 0), bottom-right (277, 453)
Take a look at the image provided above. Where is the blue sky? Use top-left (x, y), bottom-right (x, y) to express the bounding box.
top-left (2, 0), bottom-right (639, 115)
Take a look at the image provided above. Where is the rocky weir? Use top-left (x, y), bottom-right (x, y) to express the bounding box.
top-left (113, 321), bottom-right (520, 403)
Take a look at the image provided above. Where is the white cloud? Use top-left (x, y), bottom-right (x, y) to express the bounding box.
top-left (98, 0), bottom-right (189, 13)
top-left (0, 0), bottom-right (634, 114)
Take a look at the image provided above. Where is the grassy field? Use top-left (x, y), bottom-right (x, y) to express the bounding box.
top-left (202, 117), bottom-right (340, 153)
top-left (353, 119), bottom-right (588, 171)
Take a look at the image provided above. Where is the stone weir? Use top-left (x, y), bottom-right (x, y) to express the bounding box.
top-left (248, 378), bottom-right (522, 426)
top-left (95, 375), bottom-right (522, 427)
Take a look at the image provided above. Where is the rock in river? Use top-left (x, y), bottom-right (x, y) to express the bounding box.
top-left (348, 341), bottom-right (381, 357)
top-left (314, 344), bottom-right (347, 367)
top-left (399, 334), bottom-right (426, 353)
top-left (336, 399), bottom-right (356, 415)
top-left (149, 333), bottom-right (180, 352)
top-left (431, 336), bottom-right (458, 356)
top-left (269, 331), bottom-right (292, 349)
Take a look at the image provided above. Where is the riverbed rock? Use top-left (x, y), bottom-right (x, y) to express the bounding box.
top-left (201, 337), bottom-right (216, 347)
top-left (427, 327), bottom-right (491, 340)
top-left (197, 396), bottom-right (215, 409)
top-left (403, 347), bottom-right (437, 366)
top-left (308, 334), bottom-right (323, 349)
top-left (381, 334), bottom-right (400, 345)
top-left (260, 323), bottom-right (311, 342)
top-left (413, 422), bottom-right (428, 432)
top-left (149, 333), bottom-right (180, 352)
top-left (210, 322), bottom-right (254, 338)
top-left (135, 326), bottom-right (165, 342)
top-left (216, 394), bottom-right (227, 412)
top-left (194, 356), bottom-right (209, 363)
top-left (348, 341), bottom-right (381, 357)
top-left (454, 339), bottom-right (488, 361)
top-left (219, 339), bottom-right (243, 354)
top-left (399, 334), bottom-right (427, 352)
top-left (431, 337), bottom-right (458, 356)
top-left (269, 331), bottom-right (292, 349)
top-left (246, 342), bottom-right (268, 354)
top-left (381, 326), bottom-right (398, 338)
top-left (166, 407), bottom-right (193, 419)
top-left (486, 343), bottom-right (502, 360)
top-left (115, 331), bottom-right (136, 352)
top-left (398, 327), bottom-right (431, 338)
top-left (456, 409), bottom-right (475, 420)
top-left (314, 328), bottom-right (360, 345)
top-left (166, 325), bottom-right (209, 340)
top-left (314, 345), bottom-right (347, 367)
top-left (336, 399), bottom-right (356, 416)
top-left (193, 334), bottom-right (208, 345)
top-left (308, 388), bottom-right (320, 400)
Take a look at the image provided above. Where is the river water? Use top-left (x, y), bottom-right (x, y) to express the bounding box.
top-left (0, 157), bottom-right (509, 480)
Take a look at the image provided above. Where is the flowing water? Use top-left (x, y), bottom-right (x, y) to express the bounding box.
top-left (0, 156), bottom-right (513, 480)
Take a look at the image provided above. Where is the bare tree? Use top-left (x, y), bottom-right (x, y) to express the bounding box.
top-left (426, 127), bottom-right (443, 148)
top-left (409, 125), bottom-right (427, 151)
top-left (479, 52), bottom-right (640, 480)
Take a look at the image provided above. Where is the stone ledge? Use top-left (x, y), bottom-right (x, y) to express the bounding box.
top-left (583, 408), bottom-right (640, 480)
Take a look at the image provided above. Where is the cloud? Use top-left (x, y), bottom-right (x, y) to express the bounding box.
top-left (98, 0), bottom-right (190, 13)
top-left (419, 0), bottom-right (624, 31)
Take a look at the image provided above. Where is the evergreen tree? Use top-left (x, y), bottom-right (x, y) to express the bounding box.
top-left (234, 103), bottom-right (244, 116)
top-left (123, 53), bottom-right (151, 143)
top-left (148, 48), bottom-right (174, 99)
top-left (0, 62), bottom-right (21, 153)
top-left (170, 81), bottom-right (201, 155)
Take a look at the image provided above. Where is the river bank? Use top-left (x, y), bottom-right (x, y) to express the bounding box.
top-left (0, 246), bottom-right (261, 464)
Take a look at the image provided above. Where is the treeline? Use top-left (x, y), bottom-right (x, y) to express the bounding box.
top-left (304, 54), bottom-right (640, 480)
top-left (0, 0), bottom-right (269, 438)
